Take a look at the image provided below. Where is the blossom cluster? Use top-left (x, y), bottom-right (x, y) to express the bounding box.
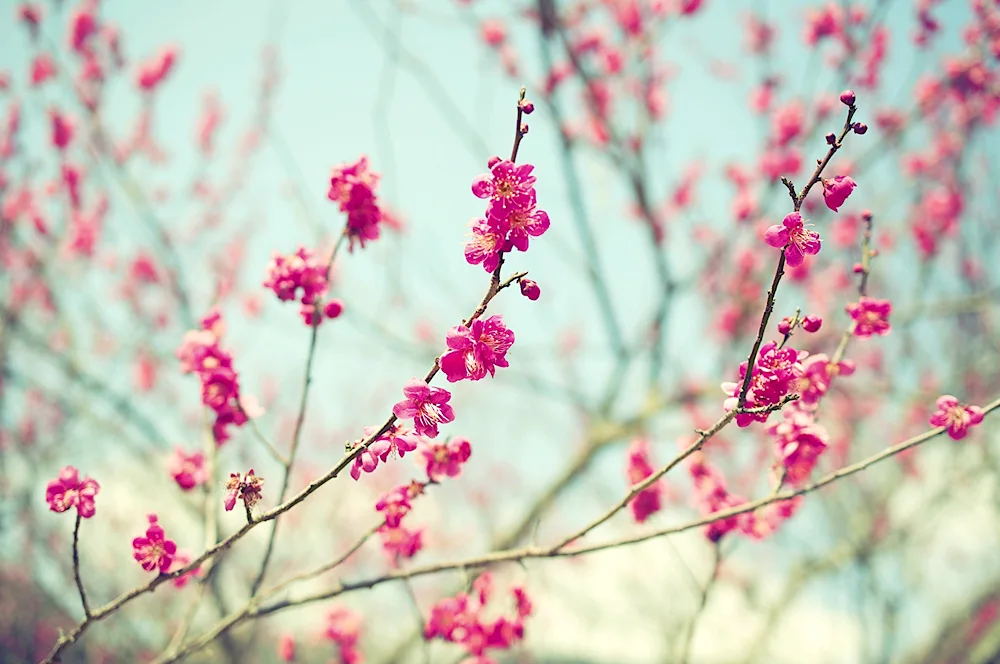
top-left (371, 436), bottom-right (472, 560)
top-left (324, 606), bottom-right (363, 664)
top-left (263, 246), bottom-right (343, 325)
top-left (45, 466), bottom-right (100, 518)
top-left (327, 156), bottom-right (385, 250)
top-left (625, 438), bottom-right (662, 523)
top-left (176, 310), bottom-right (258, 444)
top-left (424, 572), bottom-right (533, 663)
top-left (722, 340), bottom-right (808, 427)
top-left (441, 315), bottom-right (515, 383)
top-left (466, 157), bottom-right (550, 273)
top-left (688, 452), bottom-right (801, 542)
top-left (349, 423), bottom-right (420, 481)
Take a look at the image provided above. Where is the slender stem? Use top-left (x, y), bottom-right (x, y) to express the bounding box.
top-left (72, 512), bottom-right (91, 618)
top-left (250, 230), bottom-right (348, 596)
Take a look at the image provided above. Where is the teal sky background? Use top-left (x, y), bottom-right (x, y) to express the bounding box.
top-left (2, 1), bottom-right (998, 661)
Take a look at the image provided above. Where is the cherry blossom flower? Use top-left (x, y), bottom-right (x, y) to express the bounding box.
top-left (722, 341), bottom-right (807, 427)
top-left (928, 395), bottom-right (985, 440)
top-left (846, 296), bottom-right (892, 337)
top-left (167, 550), bottom-right (201, 589)
top-left (328, 156), bottom-right (384, 251)
top-left (764, 212), bottom-right (821, 267)
top-left (392, 379), bottom-right (455, 438)
top-left (168, 447), bottom-right (206, 491)
top-left (767, 410), bottom-right (830, 485)
top-left (45, 466), bottom-right (99, 518)
top-left (822, 175), bottom-right (857, 212)
top-left (626, 439), bottom-right (662, 523)
top-left (224, 469), bottom-right (264, 512)
top-left (464, 217), bottom-right (508, 273)
top-left (440, 315), bottom-right (515, 382)
top-left (471, 159), bottom-right (537, 221)
top-left (419, 436), bottom-right (472, 481)
top-left (132, 514), bottom-right (176, 573)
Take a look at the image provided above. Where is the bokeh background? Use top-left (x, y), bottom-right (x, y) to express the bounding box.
top-left (2, 0), bottom-right (1000, 662)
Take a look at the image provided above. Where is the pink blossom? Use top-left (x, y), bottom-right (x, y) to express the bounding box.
top-left (505, 202), bottom-right (550, 251)
top-left (49, 108), bottom-right (74, 151)
top-left (167, 550), bottom-right (201, 589)
top-left (132, 514), bottom-right (177, 573)
top-left (30, 53), bottom-right (56, 86)
top-left (626, 439), bottom-right (662, 523)
top-left (846, 297), bottom-right (892, 337)
top-left (376, 485), bottom-right (414, 528)
top-left (770, 100), bottom-right (804, 146)
top-left (822, 175), bottom-right (857, 212)
top-left (519, 279), bottom-right (540, 300)
top-left (764, 212), bottom-right (821, 267)
top-left (44, 466), bottom-right (100, 518)
top-left (767, 410), bottom-right (829, 485)
top-left (802, 315), bottom-right (822, 333)
top-left (168, 447), bottom-right (206, 491)
top-left (689, 453), bottom-right (746, 542)
top-left (348, 425), bottom-right (419, 480)
top-left (928, 395), bottom-right (985, 440)
top-left (278, 634), bottom-right (296, 663)
top-left (224, 469), bottom-right (264, 512)
top-left (795, 354), bottom-right (855, 406)
top-left (392, 379), bottom-right (455, 438)
top-left (471, 160), bottom-right (537, 221)
top-left (440, 315), bottom-right (515, 382)
top-left (464, 217), bottom-right (508, 273)
top-left (324, 607), bottom-right (363, 664)
top-left (804, 4), bottom-right (843, 44)
top-left (722, 341), bottom-right (807, 427)
top-left (328, 156), bottom-right (384, 251)
top-left (419, 436), bottom-right (472, 481)
top-left (135, 46), bottom-right (178, 91)
top-left (378, 523), bottom-right (423, 560)
top-left (424, 576), bottom-right (530, 660)
top-left (263, 246), bottom-right (332, 324)
top-left (196, 92), bottom-right (223, 155)
top-left (480, 19), bottom-right (506, 47)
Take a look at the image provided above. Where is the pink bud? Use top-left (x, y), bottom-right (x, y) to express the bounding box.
top-left (487, 155), bottom-right (502, 169)
top-left (839, 89), bottom-right (856, 106)
top-left (520, 122), bottom-right (529, 135)
top-left (802, 315), bottom-right (822, 333)
top-left (323, 299), bottom-right (344, 319)
top-left (825, 132), bottom-right (836, 145)
top-left (852, 262), bottom-right (864, 273)
top-left (853, 122), bottom-right (868, 135)
top-left (519, 279), bottom-right (540, 301)
top-left (520, 100), bottom-right (535, 114)
top-left (777, 317), bottom-right (793, 335)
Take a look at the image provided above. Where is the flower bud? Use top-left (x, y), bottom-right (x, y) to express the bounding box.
top-left (853, 122), bottom-right (868, 135)
top-left (519, 279), bottom-right (540, 301)
top-left (323, 299), bottom-right (344, 319)
top-left (825, 132), bottom-right (836, 145)
top-left (777, 317), bottom-right (793, 335)
top-left (520, 100), bottom-right (535, 114)
top-left (840, 89), bottom-right (856, 106)
top-left (802, 315), bottom-right (822, 333)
